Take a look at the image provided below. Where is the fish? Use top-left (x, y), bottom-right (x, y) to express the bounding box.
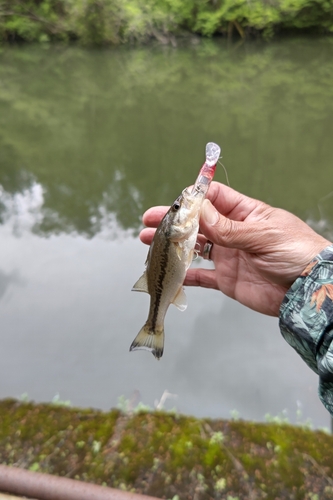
top-left (130, 142), bottom-right (221, 359)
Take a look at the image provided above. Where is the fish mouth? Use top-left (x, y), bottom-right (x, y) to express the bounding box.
top-left (182, 187), bottom-right (200, 202)
top-left (182, 187), bottom-right (204, 212)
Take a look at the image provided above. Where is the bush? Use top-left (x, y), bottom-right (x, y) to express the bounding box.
top-left (0, 0), bottom-right (333, 44)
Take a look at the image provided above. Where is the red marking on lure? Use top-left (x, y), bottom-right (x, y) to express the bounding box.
top-left (197, 162), bottom-right (216, 181)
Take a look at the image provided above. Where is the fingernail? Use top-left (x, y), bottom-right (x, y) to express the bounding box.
top-left (202, 200), bottom-right (219, 226)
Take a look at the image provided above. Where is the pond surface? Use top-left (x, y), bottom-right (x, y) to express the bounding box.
top-left (0, 37), bottom-right (333, 428)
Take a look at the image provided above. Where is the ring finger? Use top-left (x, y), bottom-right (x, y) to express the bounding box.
top-left (196, 234), bottom-right (214, 261)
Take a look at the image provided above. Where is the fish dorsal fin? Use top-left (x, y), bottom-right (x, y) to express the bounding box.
top-left (172, 286), bottom-right (187, 311)
top-left (144, 243), bottom-right (153, 266)
top-left (132, 272), bottom-right (149, 293)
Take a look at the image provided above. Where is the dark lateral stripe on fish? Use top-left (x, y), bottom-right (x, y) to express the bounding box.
top-left (151, 238), bottom-right (170, 332)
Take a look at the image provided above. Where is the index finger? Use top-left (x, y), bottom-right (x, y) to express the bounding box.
top-left (142, 206), bottom-right (169, 228)
top-left (141, 182), bottom-right (261, 229)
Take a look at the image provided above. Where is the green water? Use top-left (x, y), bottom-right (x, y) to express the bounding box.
top-left (0, 37), bottom-right (332, 426)
top-left (1, 37), bottom-right (333, 235)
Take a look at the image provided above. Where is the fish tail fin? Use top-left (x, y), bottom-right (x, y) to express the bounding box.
top-left (130, 324), bottom-right (164, 360)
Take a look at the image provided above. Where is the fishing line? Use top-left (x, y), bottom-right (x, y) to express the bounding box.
top-left (193, 241), bottom-right (201, 260)
top-left (217, 158), bottom-right (230, 187)
top-left (317, 189), bottom-right (333, 221)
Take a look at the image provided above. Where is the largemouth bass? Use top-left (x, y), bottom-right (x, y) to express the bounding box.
top-left (130, 142), bottom-right (221, 359)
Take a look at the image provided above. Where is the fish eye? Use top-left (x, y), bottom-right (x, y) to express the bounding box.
top-left (173, 201), bottom-right (181, 211)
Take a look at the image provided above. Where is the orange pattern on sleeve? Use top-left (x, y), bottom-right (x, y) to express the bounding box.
top-left (311, 284), bottom-right (333, 311)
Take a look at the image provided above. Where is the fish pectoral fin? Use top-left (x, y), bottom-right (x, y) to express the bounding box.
top-left (188, 248), bottom-right (195, 266)
top-left (132, 272), bottom-right (149, 293)
top-left (172, 286), bottom-right (187, 311)
top-left (130, 324), bottom-right (164, 360)
top-left (174, 242), bottom-right (183, 261)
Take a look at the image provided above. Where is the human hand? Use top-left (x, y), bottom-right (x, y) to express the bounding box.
top-left (140, 182), bottom-right (331, 316)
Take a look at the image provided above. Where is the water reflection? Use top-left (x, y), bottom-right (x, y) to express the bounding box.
top-left (173, 298), bottom-right (322, 422)
top-left (0, 38), bottom-right (332, 428)
top-left (0, 219), bottom-right (325, 426)
top-left (0, 181), bottom-right (45, 235)
top-left (0, 269), bottom-right (23, 300)
top-left (0, 179), bottom-right (138, 240)
top-left (0, 37), bottom-right (333, 235)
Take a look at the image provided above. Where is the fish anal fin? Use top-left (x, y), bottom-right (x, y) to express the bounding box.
top-left (130, 324), bottom-right (164, 360)
top-left (172, 286), bottom-right (187, 311)
top-left (132, 272), bottom-right (149, 293)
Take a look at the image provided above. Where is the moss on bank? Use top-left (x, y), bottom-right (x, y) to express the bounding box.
top-left (0, 0), bottom-right (333, 45)
top-left (1, 399), bottom-right (333, 499)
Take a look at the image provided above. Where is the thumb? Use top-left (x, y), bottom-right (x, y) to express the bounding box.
top-left (200, 199), bottom-right (259, 250)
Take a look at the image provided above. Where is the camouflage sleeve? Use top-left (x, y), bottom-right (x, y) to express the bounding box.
top-left (279, 244), bottom-right (333, 416)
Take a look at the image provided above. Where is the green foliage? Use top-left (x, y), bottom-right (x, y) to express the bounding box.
top-left (0, 0), bottom-right (333, 44)
top-left (65, 0), bottom-right (123, 45)
top-left (51, 393), bottom-right (72, 407)
top-left (280, 0), bottom-right (333, 31)
top-left (0, 0), bottom-right (68, 42)
top-left (116, 395), bottom-right (152, 414)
